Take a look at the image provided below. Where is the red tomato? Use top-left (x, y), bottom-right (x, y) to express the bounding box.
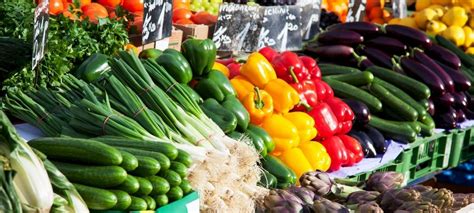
top-left (121, 0), bottom-right (144, 13)
top-left (190, 11), bottom-right (217, 25)
top-left (174, 18), bottom-right (194, 24)
top-left (173, 0), bottom-right (190, 9)
top-left (98, 0), bottom-right (122, 8)
top-left (172, 8), bottom-right (192, 23)
top-left (82, 3), bottom-right (108, 23)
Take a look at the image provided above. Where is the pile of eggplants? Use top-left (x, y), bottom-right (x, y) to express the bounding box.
top-left (306, 22), bottom-right (473, 130)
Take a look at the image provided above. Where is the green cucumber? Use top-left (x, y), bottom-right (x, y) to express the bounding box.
top-left (276, 182), bottom-right (292, 189)
top-left (366, 66), bottom-right (430, 100)
top-left (370, 82), bottom-right (418, 121)
top-left (418, 99), bottom-right (430, 111)
top-left (369, 116), bottom-right (417, 142)
top-left (325, 79), bottom-right (383, 112)
top-left (159, 170), bottom-right (182, 187)
top-left (110, 190), bottom-right (132, 210)
top-left (117, 147), bottom-right (170, 171)
top-left (148, 176), bottom-right (170, 195)
top-left (179, 179), bottom-right (193, 195)
top-left (135, 177), bottom-right (153, 196)
top-left (53, 161), bottom-right (127, 188)
top-left (140, 195), bottom-right (156, 210)
top-left (421, 114), bottom-right (436, 129)
top-left (119, 151), bottom-right (138, 172)
top-left (319, 64), bottom-right (360, 75)
top-left (408, 122), bottom-right (421, 134)
top-left (170, 161), bottom-right (187, 178)
top-left (117, 175), bottom-right (140, 194)
top-left (323, 71), bottom-right (374, 86)
top-left (259, 170), bottom-right (277, 189)
top-left (94, 136), bottom-right (178, 160)
top-left (128, 196), bottom-right (148, 211)
top-left (74, 183), bottom-right (117, 210)
top-left (261, 155), bottom-right (293, 184)
top-left (176, 149), bottom-right (192, 168)
top-left (129, 155), bottom-right (161, 177)
top-left (154, 195), bottom-right (169, 207)
top-left (29, 137), bottom-right (122, 165)
top-left (167, 186), bottom-right (183, 202)
top-left (418, 121), bottom-right (434, 137)
top-left (436, 35), bottom-right (474, 68)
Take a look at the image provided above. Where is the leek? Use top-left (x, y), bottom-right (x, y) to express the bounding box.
top-left (0, 157), bottom-right (22, 213)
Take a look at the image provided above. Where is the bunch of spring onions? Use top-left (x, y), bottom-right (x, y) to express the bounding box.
top-left (0, 157), bottom-right (22, 213)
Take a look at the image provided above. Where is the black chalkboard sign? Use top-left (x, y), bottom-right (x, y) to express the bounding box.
top-left (213, 3), bottom-right (260, 52)
top-left (346, 0), bottom-right (366, 22)
top-left (392, 0), bottom-right (407, 18)
top-left (300, 0), bottom-right (322, 41)
top-left (32, 0), bottom-right (49, 70)
top-left (258, 5), bottom-right (302, 51)
top-left (142, 0), bottom-right (173, 44)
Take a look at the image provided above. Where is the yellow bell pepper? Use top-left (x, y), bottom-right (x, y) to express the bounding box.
top-left (466, 47), bottom-right (474, 55)
top-left (442, 6), bottom-right (468, 27)
top-left (428, 5), bottom-right (446, 17)
top-left (212, 62), bottom-right (230, 77)
top-left (415, 0), bottom-right (431, 11)
top-left (263, 79), bottom-right (300, 113)
top-left (458, 0), bottom-right (474, 10)
top-left (463, 26), bottom-right (474, 48)
top-left (390, 17), bottom-right (418, 28)
top-left (242, 87), bottom-right (274, 125)
top-left (426, 20), bottom-right (447, 35)
top-left (432, 0), bottom-right (455, 6)
top-left (230, 75), bottom-right (254, 101)
top-left (278, 148), bottom-right (313, 180)
top-left (283, 112), bottom-right (317, 142)
top-left (442, 26), bottom-right (466, 46)
top-left (298, 141), bottom-right (331, 172)
top-left (240, 52), bottom-right (277, 88)
top-left (414, 8), bottom-right (439, 29)
top-left (262, 114), bottom-right (300, 155)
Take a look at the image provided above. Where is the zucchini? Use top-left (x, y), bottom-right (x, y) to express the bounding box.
top-left (148, 176), bottom-right (170, 195)
top-left (159, 170), bottom-right (182, 187)
top-left (140, 196), bottom-right (156, 210)
top-left (366, 66), bottom-right (430, 100)
top-left (407, 122), bottom-right (421, 134)
top-left (418, 121), bottom-right (434, 137)
top-left (94, 136), bottom-right (178, 160)
top-left (154, 195), bottom-right (169, 207)
top-left (176, 149), bottom-right (192, 168)
top-left (370, 82), bottom-right (419, 121)
top-left (421, 114), bottom-right (436, 129)
top-left (109, 190), bottom-right (132, 210)
top-left (117, 147), bottom-right (170, 171)
top-left (53, 161), bottom-right (127, 188)
top-left (167, 186), bottom-right (184, 202)
top-left (135, 177), bottom-right (153, 196)
top-left (74, 183), bottom-right (117, 210)
top-left (130, 155), bottom-right (161, 177)
top-left (179, 179), bottom-right (193, 195)
top-left (128, 196), bottom-right (148, 211)
top-left (261, 155), bottom-right (294, 184)
top-left (170, 161), bottom-right (187, 178)
top-left (119, 150), bottom-right (138, 172)
top-left (117, 175), bottom-right (140, 194)
top-left (369, 116), bottom-right (417, 142)
top-left (325, 79), bottom-right (383, 112)
top-left (319, 64), bottom-right (361, 75)
top-left (418, 99), bottom-right (430, 111)
top-left (29, 137), bottom-right (122, 166)
top-left (323, 71), bottom-right (374, 86)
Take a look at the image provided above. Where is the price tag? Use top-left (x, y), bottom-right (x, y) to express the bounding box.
top-left (300, 0), bottom-right (322, 41)
top-left (213, 3), bottom-right (260, 52)
top-left (32, 0), bottom-right (49, 70)
top-left (142, 0), bottom-right (173, 44)
top-left (346, 0), bottom-right (366, 22)
top-left (258, 5), bottom-right (302, 51)
top-left (392, 0), bottom-right (407, 18)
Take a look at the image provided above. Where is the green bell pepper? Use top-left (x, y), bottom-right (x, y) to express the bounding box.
top-left (156, 49), bottom-right (193, 84)
top-left (245, 128), bottom-right (267, 157)
top-left (200, 99), bottom-right (237, 134)
top-left (75, 53), bottom-right (110, 82)
top-left (259, 170), bottom-right (278, 189)
top-left (222, 95), bottom-right (250, 132)
top-left (181, 38), bottom-right (216, 77)
top-left (194, 70), bottom-right (236, 102)
top-left (139, 48), bottom-right (162, 60)
top-left (247, 124), bottom-right (275, 153)
top-left (181, 84), bottom-right (203, 104)
top-left (227, 131), bottom-right (244, 141)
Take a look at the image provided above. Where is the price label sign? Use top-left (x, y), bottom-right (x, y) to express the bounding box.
top-left (392, 0), bottom-right (407, 18)
top-left (258, 5), bottom-right (302, 51)
top-left (142, 0), bottom-right (173, 44)
top-left (32, 0), bottom-right (49, 70)
top-left (300, 0), bottom-right (322, 41)
top-left (346, 0), bottom-right (366, 22)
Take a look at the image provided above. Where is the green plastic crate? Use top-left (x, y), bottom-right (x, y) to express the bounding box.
top-left (448, 129), bottom-right (468, 167)
top-left (460, 127), bottom-right (474, 162)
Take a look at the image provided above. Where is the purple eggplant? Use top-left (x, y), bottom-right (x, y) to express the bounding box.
top-left (400, 57), bottom-right (446, 96)
top-left (384, 25), bottom-right (432, 48)
top-left (452, 92), bottom-right (468, 110)
top-left (364, 126), bottom-right (387, 154)
top-left (365, 36), bottom-right (407, 55)
top-left (360, 47), bottom-right (393, 69)
top-left (457, 109), bottom-right (467, 122)
top-left (464, 108), bottom-right (474, 119)
top-left (428, 99), bottom-right (435, 116)
top-left (436, 62), bottom-right (471, 91)
top-left (425, 44), bottom-right (462, 69)
top-left (434, 108), bottom-right (457, 129)
top-left (359, 58), bottom-right (375, 70)
top-left (317, 30), bottom-right (364, 46)
top-left (343, 99), bottom-right (371, 127)
top-left (327, 22), bottom-right (380, 38)
top-left (413, 49), bottom-right (455, 93)
top-left (307, 45), bottom-right (355, 59)
top-left (433, 92), bottom-right (455, 112)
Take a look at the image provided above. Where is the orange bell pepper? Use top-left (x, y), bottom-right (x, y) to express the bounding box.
top-left (263, 79), bottom-right (300, 113)
top-left (212, 62), bottom-right (230, 77)
top-left (230, 75), bottom-right (254, 100)
top-left (262, 114), bottom-right (300, 155)
top-left (278, 148), bottom-right (313, 180)
top-left (283, 112), bottom-right (318, 142)
top-left (240, 52), bottom-right (277, 88)
top-left (242, 87), bottom-right (273, 124)
top-left (299, 141), bottom-right (331, 172)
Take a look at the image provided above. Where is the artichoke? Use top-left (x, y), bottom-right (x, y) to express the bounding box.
top-left (378, 188), bottom-right (421, 212)
top-left (287, 186), bottom-right (316, 205)
top-left (419, 188), bottom-right (454, 209)
top-left (267, 200), bottom-right (303, 213)
top-left (264, 189), bottom-right (305, 211)
top-left (355, 201), bottom-right (383, 213)
top-left (365, 171), bottom-right (404, 193)
top-left (346, 190), bottom-right (380, 205)
top-left (312, 196), bottom-right (350, 213)
top-left (452, 193), bottom-right (471, 210)
top-left (300, 171), bottom-right (334, 196)
top-left (394, 201), bottom-right (441, 213)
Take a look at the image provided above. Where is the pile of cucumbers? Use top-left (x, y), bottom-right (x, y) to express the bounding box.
top-left (29, 137), bottom-right (193, 211)
top-left (260, 155), bottom-right (297, 189)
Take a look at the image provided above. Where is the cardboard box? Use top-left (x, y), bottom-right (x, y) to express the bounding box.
top-left (169, 29), bottom-right (183, 51)
top-left (173, 24), bottom-right (209, 41)
top-left (129, 29), bottom-right (183, 52)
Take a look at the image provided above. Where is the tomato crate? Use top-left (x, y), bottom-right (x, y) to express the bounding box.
top-left (460, 127), bottom-right (474, 162)
top-left (448, 128), bottom-right (468, 167)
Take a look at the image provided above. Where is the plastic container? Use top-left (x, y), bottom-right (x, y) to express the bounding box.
top-left (460, 127), bottom-right (474, 162)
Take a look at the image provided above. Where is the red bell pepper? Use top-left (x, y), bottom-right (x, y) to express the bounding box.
top-left (325, 98), bottom-right (355, 134)
top-left (321, 136), bottom-right (348, 171)
top-left (216, 58), bottom-right (236, 66)
top-left (338, 135), bottom-right (364, 165)
top-left (227, 62), bottom-right (241, 79)
top-left (299, 56), bottom-right (321, 80)
top-left (289, 70), bottom-right (318, 112)
top-left (272, 51), bottom-right (310, 83)
top-left (323, 81), bottom-right (334, 100)
top-left (308, 103), bottom-right (339, 139)
top-left (312, 80), bottom-right (329, 102)
top-left (258, 47), bottom-right (278, 62)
